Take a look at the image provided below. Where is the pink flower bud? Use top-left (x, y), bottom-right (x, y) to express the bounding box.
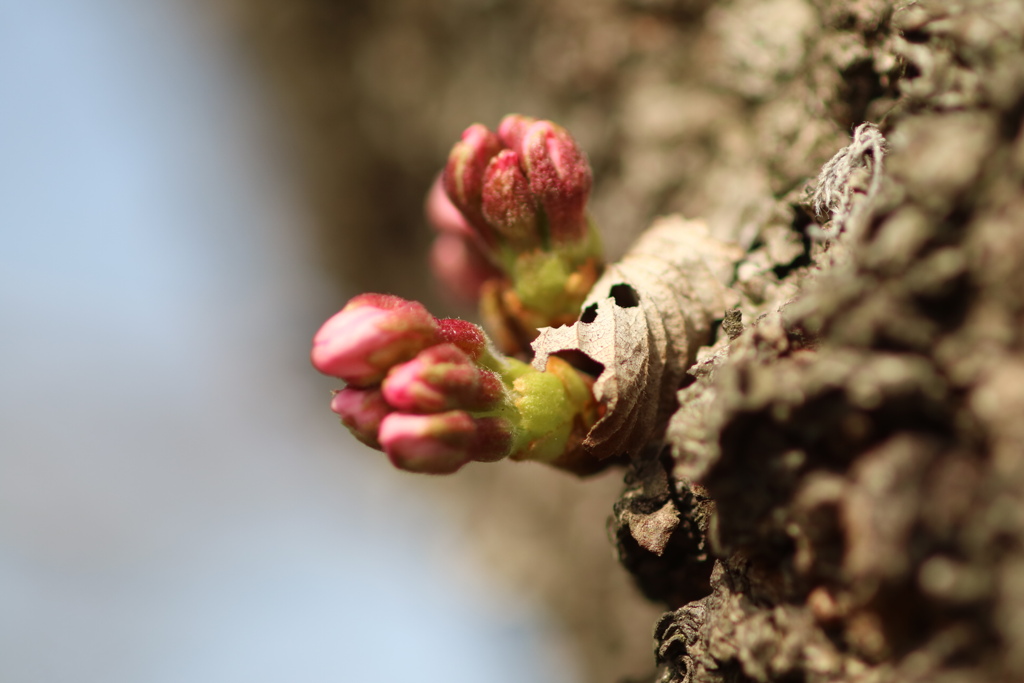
top-left (330, 387), bottom-right (391, 449)
top-left (470, 417), bottom-right (516, 463)
top-left (311, 294), bottom-right (440, 386)
top-left (381, 344), bottom-right (502, 413)
top-left (497, 114), bottom-right (538, 157)
top-left (425, 175), bottom-right (475, 239)
top-left (379, 411), bottom-right (513, 474)
top-left (481, 150), bottom-right (541, 248)
top-left (442, 124), bottom-right (503, 241)
top-left (429, 233), bottom-right (501, 305)
top-left (437, 318), bottom-right (488, 360)
top-left (520, 121), bottom-right (592, 243)
top-left (378, 411), bottom-right (475, 474)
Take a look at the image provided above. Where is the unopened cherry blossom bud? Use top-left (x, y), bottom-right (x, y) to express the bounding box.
top-left (382, 344), bottom-right (502, 413)
top-left (497, 113), bottom-right (537, 157)
top-left (437, 318), bottom-right (489, 360)
top-left (425, 175), bottom-right (475, 238)
top-left (469, 417), bottom-right (516, 463)
top-left (482, 149), bottom-right (540, 248)
top-left (430, 233), bottom-right (501, 305)
top-left (443, 124), bottom-right (503, 240)
top-left (330, 387), bottom-right (391, 448)
top-left (311, 294), bottom-right (440, 386)
top-left (379, 411), bottom-right (511, 474)
top-left (520, 120), bottom-right (592, 243)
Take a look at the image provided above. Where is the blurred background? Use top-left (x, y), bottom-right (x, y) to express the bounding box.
top-left (5, 0), bottom-right (849, 678)
top-left (0, 0), bottom-right (677, 681)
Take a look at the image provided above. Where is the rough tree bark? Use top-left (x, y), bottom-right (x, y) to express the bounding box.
top-left (210, 0), bottom-right (1024, 680)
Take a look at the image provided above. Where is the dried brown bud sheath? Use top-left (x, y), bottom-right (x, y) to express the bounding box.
top-left (531, 216), bottom-right (745, 461)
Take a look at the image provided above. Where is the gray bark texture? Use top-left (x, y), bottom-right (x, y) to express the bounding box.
top-left (212, 0), bottom-right (1024, 680)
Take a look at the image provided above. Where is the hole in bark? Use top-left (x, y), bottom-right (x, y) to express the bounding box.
top-left (903, 59), bottom-right (922, 80)
top-left (901, 28), bottom-right (930, 43)
top-left (580, 304), bottom-right (598, 323)
top-left (610, 283), bottom-right (640, 307)
top-left (552, 349), bottom-right (605, 379)
top-left (834, 59), bottom-right (889, 130)
top-left (772, 209), bottom-right (814, 279)
top-left (1000, 92), bottom-right (1024, 139)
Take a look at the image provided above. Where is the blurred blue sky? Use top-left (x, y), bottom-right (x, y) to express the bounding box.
top-left (0, 1), bottom-right (576, 681)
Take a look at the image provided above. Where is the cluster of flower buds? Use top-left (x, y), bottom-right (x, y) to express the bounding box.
top-left (427, 115), bottom-right (604, 354)
top-left (311, 293), bottom-right (601, 475)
